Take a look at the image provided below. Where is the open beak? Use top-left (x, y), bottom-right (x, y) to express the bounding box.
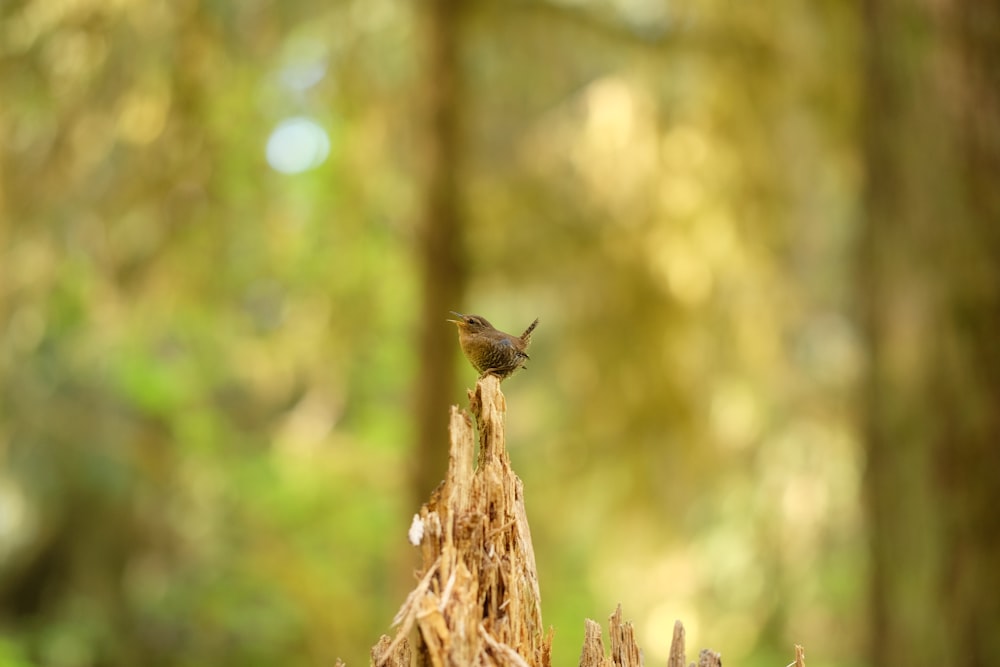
top-left (447, 310), bottom-right (465, 324)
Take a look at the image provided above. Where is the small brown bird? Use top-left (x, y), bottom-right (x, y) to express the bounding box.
top-left (448, 311), bottom-right (539, 380)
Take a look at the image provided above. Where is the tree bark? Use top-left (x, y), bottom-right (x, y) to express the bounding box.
top-left (412, 0), bottom-right (468, 506)
top-left (861, 0), bottom-right (1000, 664)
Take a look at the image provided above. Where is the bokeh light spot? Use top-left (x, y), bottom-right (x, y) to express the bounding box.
top-left (266, 117), bottom-right (330, 174)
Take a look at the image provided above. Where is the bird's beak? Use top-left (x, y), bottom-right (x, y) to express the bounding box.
top-left (447, 310), bottom-right (465, 324)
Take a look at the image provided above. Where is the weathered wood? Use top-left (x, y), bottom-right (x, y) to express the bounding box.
top-left (370, 635), bottom-right (408, 667)
top-left (578, 606), bottom-right (642, 667)
top-left (372, 376), bottom-right (806, 667)
top-left (608, 605), bottom-right (642, 666)
top-left (579, 619), bottom-right (609, 667)
top-left (696, 648), bottom-right (722, 667)
top-left (667, 620), bottom-right (686, 667)
top-left (374, 375), bottom-right (550, 667)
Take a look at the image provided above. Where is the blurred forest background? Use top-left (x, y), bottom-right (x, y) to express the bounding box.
top-left (1, 0), bottom-right (998, 666)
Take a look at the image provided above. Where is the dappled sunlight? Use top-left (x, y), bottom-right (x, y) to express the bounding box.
top-left (652, 240), bottom-right (714, 305)
top-left (266, 117), bottom-right (331, 174)
top-left (653, 131), bottom-right (741, 306)
top-left (709, 377), bottom-right (764, 451)
top-left (277, 35), bottom-right (329, 93)
top-left (116, 85), bottom-right (170, 145)
top-left (565, 76), bottom-right (660, 214)
top-left (659, 126), bottom-right (711, 218)
top-left (0, 480), bottom-right (33, 565)
top-left (0, 0), bottom-right (908, 664)
top-left (643, 600), bottom-right (701, 661)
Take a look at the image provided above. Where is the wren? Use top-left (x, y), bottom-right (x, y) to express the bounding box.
top-left (448, 311), bottom-right (539, 381)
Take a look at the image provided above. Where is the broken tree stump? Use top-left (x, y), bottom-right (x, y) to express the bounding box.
top-left (369, 375), bottom-right (806, 667)
top-left (372, 375), bottom-right (551, 667)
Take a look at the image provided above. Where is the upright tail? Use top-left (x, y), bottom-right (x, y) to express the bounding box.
top-left (519, 318), bottom-right (540, 344)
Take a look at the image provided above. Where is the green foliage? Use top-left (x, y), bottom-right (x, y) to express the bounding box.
top-left (0, 0), bottom-right (872, 665)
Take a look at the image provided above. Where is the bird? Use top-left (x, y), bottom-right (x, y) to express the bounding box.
top-left (448, 312), bottom-right (539, 381)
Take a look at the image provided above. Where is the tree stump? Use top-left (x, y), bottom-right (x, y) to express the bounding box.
top-left (370, 375), bottom-right (805, 667)
top-left (372, 375), bottom-right (551, 667)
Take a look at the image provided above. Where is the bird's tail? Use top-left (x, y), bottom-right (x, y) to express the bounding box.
top-left (520, 318), bottom-right (540, 344)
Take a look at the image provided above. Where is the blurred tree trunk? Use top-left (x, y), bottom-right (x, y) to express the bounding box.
top-left (412, 0), bottom-right (468, 505)
top-left (861, 0), bottom-right (1000, 665)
